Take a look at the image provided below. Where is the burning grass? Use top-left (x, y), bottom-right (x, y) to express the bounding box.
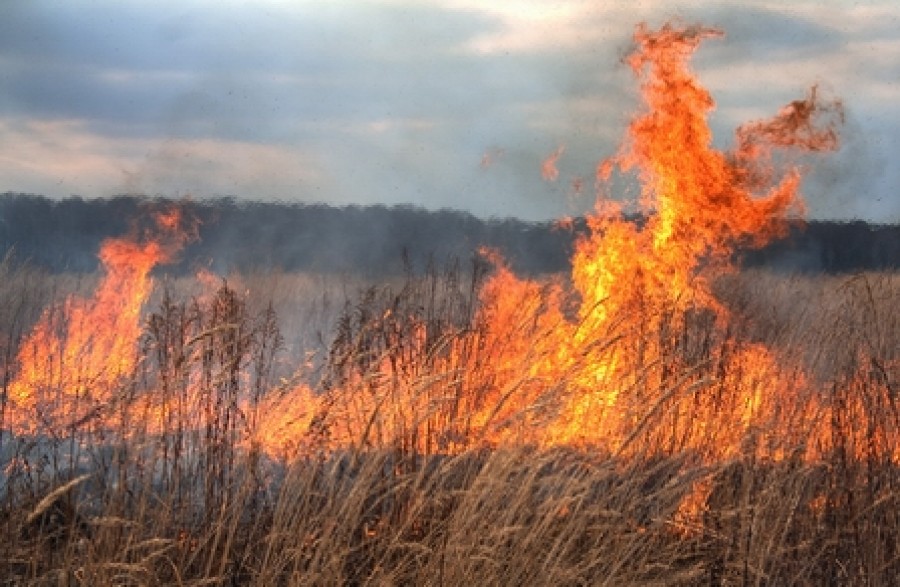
top-left (0, 246), bottom-right (900, 585)
top-left (1, 252), bottom-right (897, 585)
top-left (1, 21), bottom-right (898, 585)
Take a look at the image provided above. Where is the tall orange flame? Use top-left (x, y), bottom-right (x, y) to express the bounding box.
top-left (469, 22), bottom-right (843, 457)
top-left (248, 23), bottom-right (848, 461)
top-left (7, 209), bottom-right (187, 435)
top-left (6, 23), bottom-right (865, 472)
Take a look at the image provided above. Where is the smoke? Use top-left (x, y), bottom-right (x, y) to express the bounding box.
top-left (805, 107), bottom-right (898, 223)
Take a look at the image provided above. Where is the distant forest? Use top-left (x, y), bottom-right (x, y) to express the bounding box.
top-left (1, 193), bottom-right (898, 275)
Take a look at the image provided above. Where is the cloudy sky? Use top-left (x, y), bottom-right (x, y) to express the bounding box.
top-left (1, 0), bottom-right (897, 222)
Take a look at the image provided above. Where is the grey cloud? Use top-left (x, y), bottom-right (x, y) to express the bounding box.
top-left (806, 110), bottom-right (900, 223)
top-left (0, 1), bottom-right (895, 223)
top-left (0, 2), bottom-right (499, 133)
top-left (690, 5), bottom-right (843, 62)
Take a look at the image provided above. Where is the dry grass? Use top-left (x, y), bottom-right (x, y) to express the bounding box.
top-left (0, 258), bottom-right (898, 585)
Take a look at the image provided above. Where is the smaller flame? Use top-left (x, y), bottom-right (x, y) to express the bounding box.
top-left (7, 206), bottom-right (189, 436)
top-left (541, 145), bottom-right (565, 181)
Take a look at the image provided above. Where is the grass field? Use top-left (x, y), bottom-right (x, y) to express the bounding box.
top-left (0, 256), bottom-right (897, 586)
top-left (2, 21), bottom-right (894, 587)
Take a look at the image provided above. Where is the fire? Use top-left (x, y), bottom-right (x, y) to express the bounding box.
top-left (449, 22), bottom-right (840, 460)
top-left (247, 22), bottom-right (848, 461)
top-left (7, 208), bottom-right (188, 435)
top-left (5, 24), bottom-right (898, 583)
top-left (6, 22), bottom-right (873, 478)
top-left (541, 145), bottom-right (565, 181)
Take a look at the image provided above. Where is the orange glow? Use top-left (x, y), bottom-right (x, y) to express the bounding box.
top-left (8, 22), bottom-right (881, 498)
top-left (251, 383), bottom-right (323, 459)
top-left (238, 22), bottom-right (849, 462)
top-left (7, 208), bottom-right (187, 435)
top-left (461, 22), bottom-right (844, 460)
top-left (541, 145), bottom-right (565, 181)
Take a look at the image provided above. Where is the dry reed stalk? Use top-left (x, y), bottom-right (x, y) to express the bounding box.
top-left (24, 474), bottom-right (90, 528)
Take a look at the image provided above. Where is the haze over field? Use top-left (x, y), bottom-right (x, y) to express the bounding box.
top-left (1, 1), bottom-right (898, 223)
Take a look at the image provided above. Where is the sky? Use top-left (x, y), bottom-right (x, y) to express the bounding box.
top-left (0, 0), bottom-right (897, 223)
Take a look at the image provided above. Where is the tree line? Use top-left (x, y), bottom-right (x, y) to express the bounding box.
top-left (1, 193), bottom-right (897, 275)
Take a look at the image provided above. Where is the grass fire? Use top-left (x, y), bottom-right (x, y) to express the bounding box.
top-left (1, 22), bottom-right (898, 586)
